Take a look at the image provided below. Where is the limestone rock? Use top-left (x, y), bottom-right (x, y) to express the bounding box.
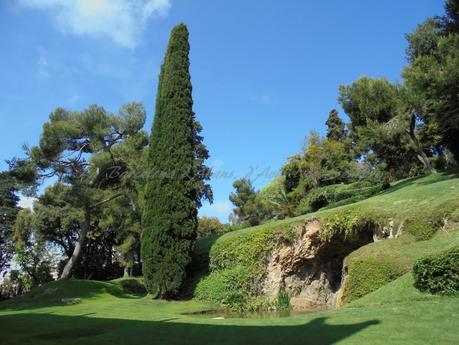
top-left (260, 217), bottom-right (373, 311)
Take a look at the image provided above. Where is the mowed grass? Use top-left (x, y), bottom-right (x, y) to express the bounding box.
top-left (0, 275), bottom-right (458, 345)
top-left (1, 172), bottom-right (459, 344)
top-left (213, 171), bottom-right (459, 241)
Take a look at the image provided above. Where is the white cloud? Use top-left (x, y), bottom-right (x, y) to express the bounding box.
top-left (18, 196), bottom-right (37, 211)
top-left (257, 94), bottom-right (272, 105)
top-left (251, 91), bottom-right (275, 106)
top-left (66, 93), bottom-right (81, 105)
top-left (201, 201), bottom-right (231, 215)
top-left (19, 0), bottom-right (171, 48)
top-left (36, 46), bottom-right (49, 78)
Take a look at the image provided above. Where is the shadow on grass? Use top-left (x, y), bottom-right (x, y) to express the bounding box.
top-left (0, 313), bottom-right (380, 345)
top-left (0, 278), bottom-right (146, 312)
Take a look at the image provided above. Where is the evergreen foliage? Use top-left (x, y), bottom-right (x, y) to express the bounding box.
top-left (12, 209), bottom-right (54, 288)
top-left (325, 109), bottom-right (346, 141)
top-left (197, 217), bottom-right (224, 238)
top-left (141, 24), bottom-right (211, 298)
top-left (0, 172), bottom-right (19, 272)
top-left (229, 178), bottom-right (268, 226)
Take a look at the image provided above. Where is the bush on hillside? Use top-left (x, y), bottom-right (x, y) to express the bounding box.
top-left (294, 182), bottom-right (387, 215)
top-left (119, 278), bottom-right (147, 295)
top-left (197, 217), bottom-right (225, 238)
top-left (345, 257), bottom-right (405, 302)
top-left (413, 246), bottom-right (459, 294)
top-left (405, 219), bottom-right (437, 241)
top-left (195, 226), bottom-right (280, 310)
top-left (194, 266), bottom-right (255, 310)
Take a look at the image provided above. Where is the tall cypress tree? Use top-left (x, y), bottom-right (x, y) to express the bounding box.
top-left (141, 23), bottom-right (207, 298)
top-left (325, 109), bottom-right (346, 141)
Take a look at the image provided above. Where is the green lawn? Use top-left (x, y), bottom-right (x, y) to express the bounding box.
top-left (0, 276), bottom-right (458, 345)
top-left (1, 172), bottom-right (459, 344)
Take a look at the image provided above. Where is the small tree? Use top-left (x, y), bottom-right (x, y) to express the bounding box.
top-left (229, 178), bottom-right (266, 226)
top-left (12, 209), bottom-right (54, 288)
top-left (325, 109), bottom-right (346, 141)
top-left (197, 217), bottom-right (224, 237)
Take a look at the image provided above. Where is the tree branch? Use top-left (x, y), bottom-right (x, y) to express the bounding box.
top-left (91, 192), bottom-right (125, 209)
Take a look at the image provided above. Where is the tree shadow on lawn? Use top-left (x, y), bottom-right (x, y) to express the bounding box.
top-left (0, 312), bottom-right (380, 345)
top-left (0, 279), bottom-right (146, 312)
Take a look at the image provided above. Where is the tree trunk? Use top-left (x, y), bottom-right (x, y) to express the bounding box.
top-left (407, 113), bottom-right (436, 174)
top-left (123, 266), bottom-right (132, 278)
top-left (59, 192), bottom-right (124, 280)
top-left (60, 206), bottom-right (90, 279)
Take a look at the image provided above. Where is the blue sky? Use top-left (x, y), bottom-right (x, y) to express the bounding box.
top-left (0, 0), bottom-right (443, 221)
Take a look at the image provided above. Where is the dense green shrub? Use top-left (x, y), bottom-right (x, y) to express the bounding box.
top-left (346, 257), bottom-right (405, 302)
top-left (197, 217), bottom-right (225, 237)
top-left (295, 182), bottom-right (386, 215)
top-left (119, 278), bottom-right (147, 296)
top-left (413, 246), bottom-right (459, 294)
top-left (295, 198), bottom-right (313, 215)
top-left (308, 189), bottom-right (331, 211)
top-left (194, 266), bottom-right (255, 310)
top-left (195, 226), bottom-right (280, 310)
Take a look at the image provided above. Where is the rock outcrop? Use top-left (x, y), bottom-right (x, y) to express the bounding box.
top-left (260, 218), bottom-right (374, 311)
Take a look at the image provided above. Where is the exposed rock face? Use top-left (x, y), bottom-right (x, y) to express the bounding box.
top-left (261, 218), bottom-right (374, 311)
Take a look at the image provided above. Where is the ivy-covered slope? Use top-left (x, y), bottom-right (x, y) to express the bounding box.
top-left (193, 172), bottom-right (459, 309)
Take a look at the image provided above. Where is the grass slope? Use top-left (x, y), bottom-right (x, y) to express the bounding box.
top-left (1, 172), bottom-right (459, 344)
top-left (342, 224), bottom-right (459, 303)
top-left (211, 171), bottom-right (459, 240)
top-left (195, 172), bottom-right (459, 306)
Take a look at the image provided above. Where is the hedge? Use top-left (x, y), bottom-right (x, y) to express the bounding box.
top-left (413, 246), bottom-right (459, 294)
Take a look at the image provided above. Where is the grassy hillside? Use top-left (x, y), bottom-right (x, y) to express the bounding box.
top-left (195, 172), bottom-right (459, 307)
top-left (1, 172), bottom-right (458, 344)
top-left (340, 225), bottom-right (459, 303)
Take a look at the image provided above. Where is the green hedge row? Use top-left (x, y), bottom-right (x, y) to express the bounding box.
top-left (413, 246), bottom-right (459, 294)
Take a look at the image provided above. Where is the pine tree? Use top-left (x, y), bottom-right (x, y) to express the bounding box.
top-left (325, 109), bottom-right (346, 141)
top-left (141, 24), bottom-right (209, 298)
